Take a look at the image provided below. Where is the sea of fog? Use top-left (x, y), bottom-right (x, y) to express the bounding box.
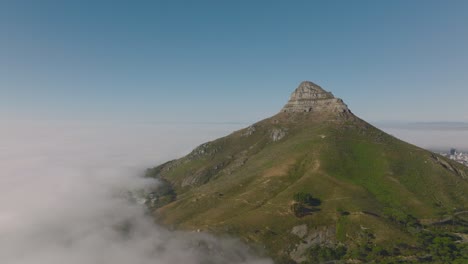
top-left (0, 121), bottom-right (272, 264)
top-left (374, 122), bottom-right (468, 152)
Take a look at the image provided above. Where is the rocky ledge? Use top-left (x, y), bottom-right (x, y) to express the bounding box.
top-left (281, 81), bottom-right (351, 114)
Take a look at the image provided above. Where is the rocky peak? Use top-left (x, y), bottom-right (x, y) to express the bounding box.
top-left (289, 81), bottom-right (334, 100)
top-left (281, 81), bottom-right (351, 114)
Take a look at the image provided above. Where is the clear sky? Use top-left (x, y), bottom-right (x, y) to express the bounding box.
top-left (1, 0), bottom-right (467, 123)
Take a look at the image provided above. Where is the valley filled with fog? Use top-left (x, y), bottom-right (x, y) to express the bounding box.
top-left (0, 121), bottom-right (271, 264)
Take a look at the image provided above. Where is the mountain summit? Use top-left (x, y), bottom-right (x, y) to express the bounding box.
top-left (281, 81), bottom-right (350, 114)
top-left (145, 81), bottom-right (468, 263)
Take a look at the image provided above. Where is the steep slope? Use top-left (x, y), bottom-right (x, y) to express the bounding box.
top-left (145, 81), bottom-right (468, 263)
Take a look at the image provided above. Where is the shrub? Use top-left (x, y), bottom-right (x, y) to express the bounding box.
top-left (306, 245), bottom-right (347, 263)
top-left (293, 192), bottom-right (321, 206)
top-left (291, 203), bottom-right (318, 217)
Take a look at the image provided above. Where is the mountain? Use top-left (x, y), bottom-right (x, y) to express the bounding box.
top-left (145, 81), bottom-right (468, 263)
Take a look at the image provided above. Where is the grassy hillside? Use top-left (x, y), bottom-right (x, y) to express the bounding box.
top-left (145, 112), bottom-right (468, 263)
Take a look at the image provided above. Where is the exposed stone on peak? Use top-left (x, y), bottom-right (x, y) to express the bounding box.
top-left (291, 81), bottom-right (334, 100)
top-left (281, 81), bottom-right (351, 114)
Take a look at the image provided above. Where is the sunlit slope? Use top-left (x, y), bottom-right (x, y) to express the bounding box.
top-left (146, 112), bottom-right (468, 259)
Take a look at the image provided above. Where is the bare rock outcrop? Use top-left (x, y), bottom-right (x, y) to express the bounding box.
top-left (241, 125), bottom-right (256, 137)
top-left (270, 128), bottom-right (286, 141)
top-left (281, 81), bottom-right (351, 114)
top-left (289, 225), bottom-right (336, 263)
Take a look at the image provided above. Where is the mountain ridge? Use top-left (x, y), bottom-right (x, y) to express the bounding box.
top-left (145, 81), bottom-right (468, 263)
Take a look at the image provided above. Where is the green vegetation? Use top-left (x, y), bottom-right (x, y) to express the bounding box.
top-left (144, 112), bottom-right (468, 263)
top-left (292, 192), bottom-right (321, 217)
top-left (293, 192), bottom-right (321, 206)
top-left (417, 231), bottom-right (468, 263)
top-left (383, 208), bottom-right (422, 231)
top-left (304, 245), bottom-right (347, 263)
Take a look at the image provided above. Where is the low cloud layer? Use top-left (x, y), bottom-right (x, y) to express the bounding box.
top-left (0, 121), bottom-right (272, 264)
top-left (374, 122), bottom-right (468, 151)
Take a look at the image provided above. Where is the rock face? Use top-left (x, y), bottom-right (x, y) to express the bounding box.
top-left (289, 225), bottom-right (336, 263)
top-left (270, 128), bottom-right (286, 141)
top-left (281, 81), bottom-right (351, 114)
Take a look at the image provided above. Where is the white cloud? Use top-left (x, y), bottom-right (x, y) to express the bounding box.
top-left (375, 122), bottom-right (468, 151)
top-left (0, 121), bottom-right (272, 264)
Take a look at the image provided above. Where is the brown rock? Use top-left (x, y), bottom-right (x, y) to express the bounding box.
top-left (281, 81), bottom-right (351, 114)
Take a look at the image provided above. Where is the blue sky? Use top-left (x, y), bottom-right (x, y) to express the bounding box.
top-left (1, 0), bottom-right (467, 123)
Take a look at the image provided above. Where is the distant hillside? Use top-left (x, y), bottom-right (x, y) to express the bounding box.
top-left (145, 81), bottom-right (468, 263)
